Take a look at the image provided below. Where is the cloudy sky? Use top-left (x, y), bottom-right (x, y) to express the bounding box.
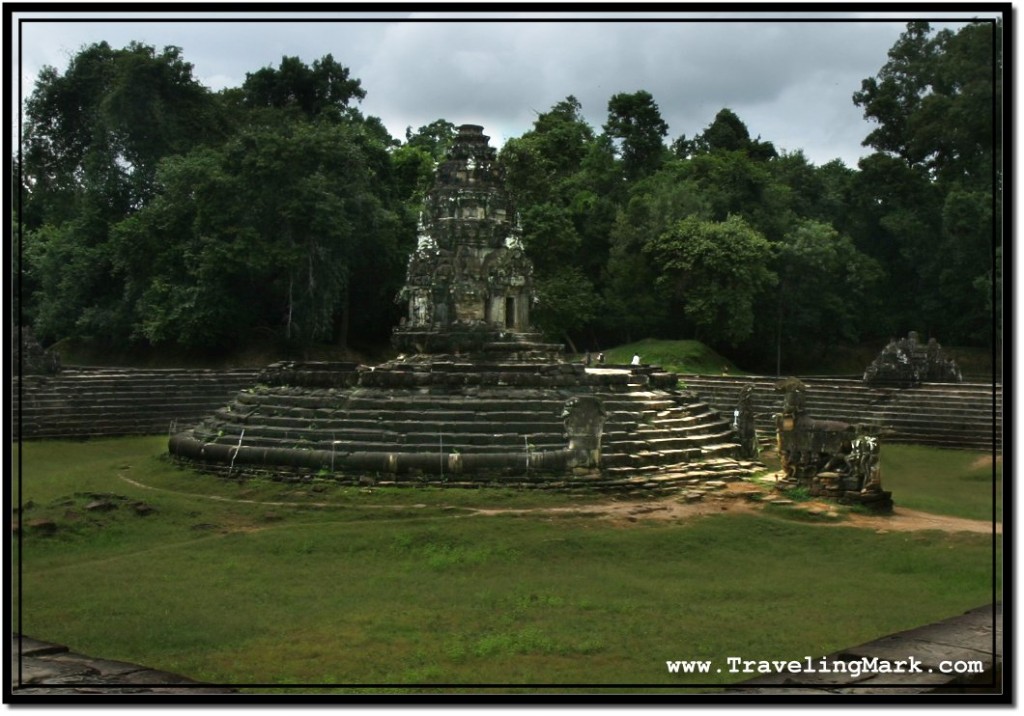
top-left (11, 7), bottom-right (999, 168)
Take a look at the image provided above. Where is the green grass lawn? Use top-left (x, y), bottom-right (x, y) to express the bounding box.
top-left (12, 437), bottom-right (1001, 693)
top-left (881, 443), bottom-right (1002, 522)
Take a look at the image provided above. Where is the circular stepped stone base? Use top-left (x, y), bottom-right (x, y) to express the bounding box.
top-left (169, 358), bottom-right (748, 489)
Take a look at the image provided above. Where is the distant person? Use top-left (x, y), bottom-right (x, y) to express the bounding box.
top-left (597, 352), bottom-right (605, 365)
top-left (631, 353), bottom-right (641, 366)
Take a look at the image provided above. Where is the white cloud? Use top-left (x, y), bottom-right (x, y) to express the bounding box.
top-left (11, 11), bottom-right (996, 167)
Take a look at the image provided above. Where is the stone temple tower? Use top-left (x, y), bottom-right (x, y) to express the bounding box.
top-left (169, 125), bottom-right (756, 488)
top-left (392, 124), bottom-right (546, 356)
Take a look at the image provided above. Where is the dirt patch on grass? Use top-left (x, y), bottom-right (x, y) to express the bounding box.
top-left (120, 472), bottom-right (998, 535)
top-left (473, 482), bottom-right (767, 526)
top-left (969, 454), bottom-right (1003, 471)
top-left (470, 480), bottom-right (999, 535)
top-left (844, 507), bottom-right (1000, 535)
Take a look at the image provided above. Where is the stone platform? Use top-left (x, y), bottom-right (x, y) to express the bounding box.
top-left (168, 358), bottom-right (760, 490)
top-left (728, 603), bottom-right (1002, 696)
top-left (9, 634), bottom-right (236, 696)
top-left (165, 126), bottom-right (762, 490)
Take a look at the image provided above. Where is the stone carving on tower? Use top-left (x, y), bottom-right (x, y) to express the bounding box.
top-left (393, 124), bottom-right (537, 355)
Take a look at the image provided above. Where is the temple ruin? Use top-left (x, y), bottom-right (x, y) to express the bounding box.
top-left (168, 125), bottom-right (760, 489)
top-left (392, 125), bottom-right (550, 357)
top-left (774, 378), bottom-right (893, 512)
top-left (863, 331), bottom-right (963, 388)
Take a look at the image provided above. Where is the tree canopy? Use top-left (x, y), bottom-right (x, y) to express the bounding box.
top-left (16, 22), bottom-right (1002, 374)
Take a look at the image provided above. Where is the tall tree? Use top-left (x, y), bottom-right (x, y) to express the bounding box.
top-left (852, 20), bottom-right (1000, 348)
top-left (683, 108), bottom-right (777, 161)
top-left (770, 220), bottom-right (883, 373)
top-left (111, 121), bottom-right (406, 351)
top-left (499, 97), bottom-right (607, 348)
top-left (501, 96), bottom-right (595, 206)
top-left (603, 161), bottom-right (708, 341)
top-left (241, 54), bottom-right (365, 122)
top-left (23, 41), bottom-right (225, 217)
top-left (21, 41), bottom-right (225, 344)
top-left (603, 90), bottom-right (669, 180)
top-left (853, 21), bottom-right (999, 185)
top-left (645, 215), bottom-right (776, 347)
top-left (404, 119), bottom-right (457, 160)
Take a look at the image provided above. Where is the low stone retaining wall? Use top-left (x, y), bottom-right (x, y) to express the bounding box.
top-left (10, 634), bottom-right (236, 696)
top-left (12, 368), bottom-right (1003, 453)
top-left (680, 375), bottom-right (1002, 452)
top-left (13, 367), bottom-right (260, 440)
top-left (729, 603), bottom-right (1002, 695)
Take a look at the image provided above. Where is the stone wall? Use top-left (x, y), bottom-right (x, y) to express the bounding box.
top-left (680, 375), bottom-right (1002, 452)
top-left (730, 603), bottom-right (1002, 695)
top-left (10, 635), bottom-right (237, 696)
top-left (12, 367), bottom-right (260, 440)
top-left (12, 369), bottom-right (1003, 452)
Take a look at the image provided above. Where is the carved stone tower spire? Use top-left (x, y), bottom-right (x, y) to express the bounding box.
top-left (392, 124), bottom-right (539, 355)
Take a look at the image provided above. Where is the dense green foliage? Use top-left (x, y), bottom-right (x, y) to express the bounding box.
top-left (851, 21), bottom-right (1001, 351)
top-left (14, 437), bottom-right (1000, 690)
top-left (17, 21), bottom-right (1001, 371)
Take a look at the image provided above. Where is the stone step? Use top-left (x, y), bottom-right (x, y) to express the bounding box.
top-left (601, 458), bottom-right (757, 480)
top-left (601, 447), bottom-right (704, 468)
top-left (700, 442), bottom-right (741, 457)
top-left (633, 426), bottom-right (735, 442)
top-left (199, 421), bottom-right (567, 443)
top-left (651, 413), bottom-right (728, 429)
top-left (220, 414), bottom-right (569, 436)
top-left (195, 433), bottom-right (567, 454)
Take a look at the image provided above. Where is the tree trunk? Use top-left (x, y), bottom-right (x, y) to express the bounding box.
top-left (286, 274), bottom-right (294, 340)
top-left (335, 286), bottom-right (350, 349)
top-left (563, 331), bottom-right (578, 355)
top-left (776, 285), bottom-right (784, 378)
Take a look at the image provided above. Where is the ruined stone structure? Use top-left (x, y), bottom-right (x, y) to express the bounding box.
top-left (675, 374), bottom-right (1002, 452)
top-left (732, 383), bottom-right (760, 459)
top-left (863, 331), bottom-right (963, 388)
top-left (13, 326), bottom-right (60, 375)
top-left (167, 125), bottom-right (759, 489)
top-left (392, 124), bottom-right (554, 358)
top-left (774, 378), bottom-right (892, 512)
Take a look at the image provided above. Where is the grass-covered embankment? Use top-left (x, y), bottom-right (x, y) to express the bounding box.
top-left (600, 339), bottom-right (743, 375)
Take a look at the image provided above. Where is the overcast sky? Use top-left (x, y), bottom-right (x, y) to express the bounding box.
top-left (11, 7), bottom-right (999, 168)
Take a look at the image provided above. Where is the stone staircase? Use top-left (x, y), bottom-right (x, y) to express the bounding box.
top-left (680, 375), bottom-right (1002, 451)
top-left (192, 387), bottom-right (571, 459)
top-left (13, 367), bottom-right (260, 440)
top-left (170, 361), bottom-right (761, 490)
top-left (590, 372), bottom-right (761, 491)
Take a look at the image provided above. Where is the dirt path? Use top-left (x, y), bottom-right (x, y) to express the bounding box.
top-left (843, 506), bottom-right (1000, 534)
top-left (467, 475), bottom-right (1001, 534)
top-left (118, 474), bottom-right (999, 535)
top-left (471, 484), bottom-right (1001, 534)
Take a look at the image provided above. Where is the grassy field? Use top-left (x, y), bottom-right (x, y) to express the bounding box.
top-left (12, 437), bottom-right (1001, 693)
top-left (880, 443), bottom-right (1003, 522)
